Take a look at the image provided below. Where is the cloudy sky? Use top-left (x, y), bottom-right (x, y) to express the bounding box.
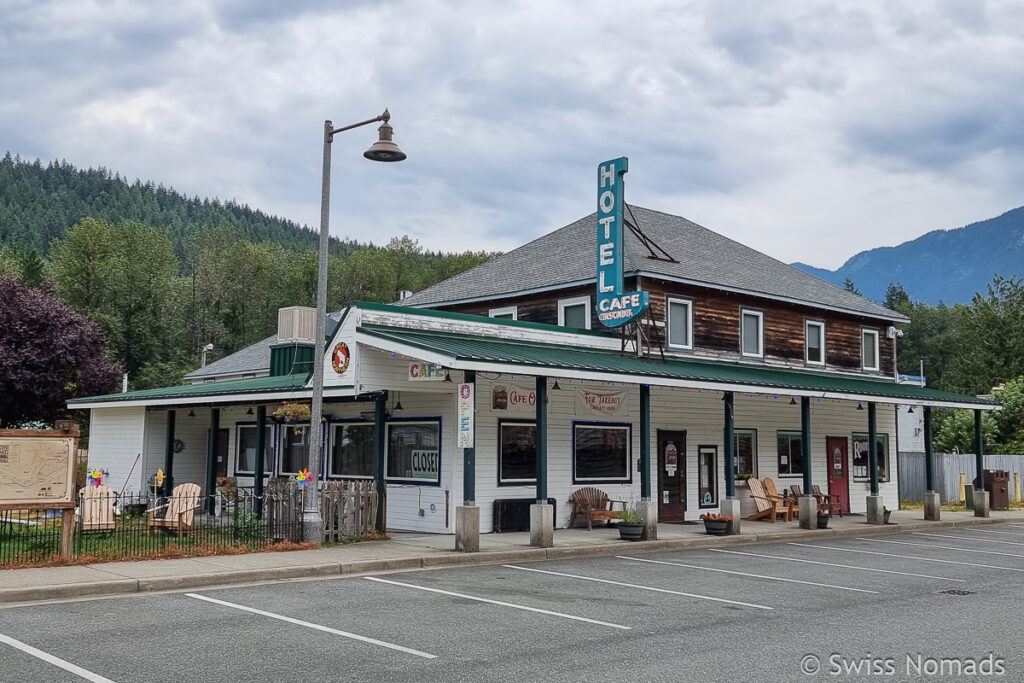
top-left (3, 1), bottom-right (1023, 269)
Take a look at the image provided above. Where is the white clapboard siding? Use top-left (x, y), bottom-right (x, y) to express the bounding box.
top-left (87, 407), bottom-right (147, 494)
top-left (142, 408), bottom-right (222, 496)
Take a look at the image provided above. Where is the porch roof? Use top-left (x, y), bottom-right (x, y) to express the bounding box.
top-left (356, 324), bottom-right (999, 410)
top-left (67, 373), bottom-right (327, 409)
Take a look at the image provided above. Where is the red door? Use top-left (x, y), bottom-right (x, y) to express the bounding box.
top-left (826, 436), bottom-right (850, 514)
top-left (657, 430), bottom-right (686, 522)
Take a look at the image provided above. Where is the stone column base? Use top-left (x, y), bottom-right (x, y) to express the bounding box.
top-left (455, 505), bottom-right (480, 552)
top-left (720, 498), bottom-right (741, 535)
top-left (974, 490), bottom-right (991, 518)
top-left (924, 491), bottom-right (941, 521)
top-left (637, 500), bottom-right (658, 540)
top-left (798, 496), bottom-right (817, 530)
top-left (866, 495), bottom-right (885, 525)
top-left (530, 503), bottom-right (553, 548)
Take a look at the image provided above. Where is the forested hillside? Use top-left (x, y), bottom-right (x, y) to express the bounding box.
top-left (0, 155), bottom-right (495, 390)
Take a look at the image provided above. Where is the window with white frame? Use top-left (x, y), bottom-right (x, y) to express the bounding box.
top-left (733, 429), bottom-right (757, 479)
top-left (572, 422), bottom-right (631, 484)
top-left (386, 420), bottom-right (441, 485)
top-left (235, 424), bottom-right (274, 475)
top-left (741, 309), bottom-right (764, 358)
top-left (862, 328), bottom-right (879, 371)
top-left (557, 296), bottom-right (591, 329)
top-left (488, 305), bottom-right (517, 320)
top-left (805, 320), bottom-right (825, 366)
top-left (666, 296), bottom-right (693, 350)
top-left (329, 422), bottom-right (375, 478)
top-left (776, 431), bottom-right (803, 477)
top-left (279, 424), bottom-right (310, 475)
top-left (498, 420), bottom-right (536, 485)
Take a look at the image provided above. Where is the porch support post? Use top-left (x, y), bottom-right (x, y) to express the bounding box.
top-left (456, 371), bottom-right (480, 552)
top-left (866, 402), bottom-right (884, 524)
top-left (974, 408), bottom-right (990, 517)
top-left (163, 409), bottom-right (175, 499)
top-left (798, 396), bottom-right (815, 530)
top-left (530, 375), bottom-right (553, 548)
top-left (374, 392), bottom-right (388, 533)
top-left (637, 384), bottom-right (657, 540)
top-left (721, 391), bottom-right (740, 535)
top-left (923, 406), bottom-right (939, 521)
top-left (205, 408), bottom-right (219, 515)
top-left (254, 405), bottom-right (266, 518)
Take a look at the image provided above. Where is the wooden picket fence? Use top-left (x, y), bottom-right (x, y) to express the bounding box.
top-left (322, 480), bottom-right (377, 541)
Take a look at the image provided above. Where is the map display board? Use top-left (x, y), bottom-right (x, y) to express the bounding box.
top-left (0, 432), bottom-right (76, 507)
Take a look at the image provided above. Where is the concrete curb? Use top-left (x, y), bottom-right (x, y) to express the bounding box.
top-left (0, 516), bottom-right (1014, 606)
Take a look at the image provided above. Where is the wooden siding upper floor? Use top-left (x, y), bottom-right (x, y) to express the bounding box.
top-left (427, 277), bottom-right (897, 378)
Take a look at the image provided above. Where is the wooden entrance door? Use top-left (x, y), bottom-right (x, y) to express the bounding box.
top-left (826, 436), bottom-right (850, 514)
top-left (657, 430), bottom-right (686, 522)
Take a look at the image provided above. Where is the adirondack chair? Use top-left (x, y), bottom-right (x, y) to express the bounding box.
top-left (744, 478), bottom-right (792, 523)
top-left (569, 487), bottom-right (626, 530)
top-left (79, 484), bottom-right (117, 532)
top-left (788, 484), bottom-right (828, 516)
top-left (812, 485), bottom-right (844, 517)
top-left (147, 482), bottom-right (202, 537)
top-left (763, 478), bottom-right (798, 521)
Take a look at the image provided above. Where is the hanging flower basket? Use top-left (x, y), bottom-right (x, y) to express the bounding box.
top-left (272, 402), bottom-right (311, 423)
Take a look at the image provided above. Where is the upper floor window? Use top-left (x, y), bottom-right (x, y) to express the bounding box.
top-left (666, 296), bottom-right (693, 350)
top-left (805, 320), bottom-right (825, 366)
top-left (861, 328), bottom-right (879, 371)
top-left (557, 296), bottom-right (591, 329)
top-left (740, 309), bottom-right (763, 358)
top-left (489, 305), bottom-right (517, 320)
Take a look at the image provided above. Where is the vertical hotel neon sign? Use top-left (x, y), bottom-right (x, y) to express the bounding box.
top-left (596, 157), bottom-right (649, 327)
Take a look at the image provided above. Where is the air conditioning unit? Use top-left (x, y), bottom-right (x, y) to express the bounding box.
top-left (277, 306), bottom-right (316, 343)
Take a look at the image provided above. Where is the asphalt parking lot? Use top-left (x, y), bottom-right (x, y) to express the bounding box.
top-left (4, 524), bottom-right (1024, 682)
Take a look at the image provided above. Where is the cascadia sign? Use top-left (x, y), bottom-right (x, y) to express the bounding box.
top-left (596, 157), bottom-right (649, 327)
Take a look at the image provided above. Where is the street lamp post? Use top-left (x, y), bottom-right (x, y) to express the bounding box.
top-left (303, 110), bottom-right (406, 543)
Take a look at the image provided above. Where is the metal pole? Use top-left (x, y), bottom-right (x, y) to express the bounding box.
top-left (640, 385), bottom-right (651, 501)
top-left (868, 402), bottom-right (879, 497)
top-left (163, 409), bottom-right (175, 497)
top-left (255, 405), bottom-right (266, 517)
top-left (374, 392), bottom-right (387, 532)
top-left (923, 406), bottom-right (934, 492)
top-left (801, 397), bottom-right (812, 496)
top-left (463, 370), bottom-right (476, 505)
top-left (206, 408), bottom-right (219, 515)
top-left (303, 120), bottom-right (333, 543)
top-left (975, 409), bottom-right (985, 492)
top-left (535, 375), bottom-right (548, 503)
top-left (723, 391), bottom-right (735, 498)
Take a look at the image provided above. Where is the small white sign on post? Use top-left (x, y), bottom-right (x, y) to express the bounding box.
top-left (457, 383), bottom-right (474, 448)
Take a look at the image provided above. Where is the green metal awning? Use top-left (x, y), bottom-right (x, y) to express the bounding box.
top-left (357, 324), bottom-right (999, 410)
top-left (68, 373), bottom-right (317, 409)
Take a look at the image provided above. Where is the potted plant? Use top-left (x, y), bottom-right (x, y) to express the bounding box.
top-left (700, 512), bottom-right (732, 535)
top-left (816, 509), bottom-right (830, 529)
top-left (617, 508), bottom-right (645, 541)
top-left (883, 507), bottom-right (892, 524)
top-left (271, 402), bottom-right (311, 423)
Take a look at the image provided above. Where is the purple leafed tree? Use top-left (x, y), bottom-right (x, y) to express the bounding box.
top-left (0, 276), bottom-right (121, 425)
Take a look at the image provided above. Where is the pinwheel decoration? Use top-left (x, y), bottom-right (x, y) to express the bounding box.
top-left (295, 468), bottom-right (312, 486)
top-left (87, 469), bottom-right (104, 486)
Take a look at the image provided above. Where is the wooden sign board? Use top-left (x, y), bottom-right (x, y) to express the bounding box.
top-left (0, 429), bottom-right (78, 510)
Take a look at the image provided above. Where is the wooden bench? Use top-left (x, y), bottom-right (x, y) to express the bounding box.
top-left (569, 487), bottom-right (626, 530)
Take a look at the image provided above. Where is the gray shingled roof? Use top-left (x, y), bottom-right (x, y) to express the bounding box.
top-left (401, 206), bottom-right (908, 322)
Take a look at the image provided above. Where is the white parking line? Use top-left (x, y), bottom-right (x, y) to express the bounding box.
top-left (0, 633), bottom-right (116, 683)
top-left (709, 548), bottom-right (965, 582)
top-left (186, 593), bottom-right (437, 659)
top-left (616, 555), bottom-right (878, 593)
top-left (503, 564), bottom-right (773, 610)
top-left (857, 537), bottom-right (1024, 559)
top-left (788, 542), bottom-right (1024, 572)
top-left (363, 576), bottom-right (630, 630)
top-left (914, 532), bottom-right (1024, 547)
top-left (960, 528), bottom-right (1024, 537)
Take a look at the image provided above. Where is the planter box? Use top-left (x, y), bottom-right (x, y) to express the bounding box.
top-left (703, 519), bottom-right (729, 535)
top-left (738, 481), bottom-right (758, 517)
top-left (618, 522), bottom-right (645, 541)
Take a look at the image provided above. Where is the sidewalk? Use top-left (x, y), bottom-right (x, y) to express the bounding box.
top-left (3, 509), bottom-right (1023, 606)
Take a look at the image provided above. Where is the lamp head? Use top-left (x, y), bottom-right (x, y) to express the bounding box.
top-left (364, 111), bottom-right (406, 162)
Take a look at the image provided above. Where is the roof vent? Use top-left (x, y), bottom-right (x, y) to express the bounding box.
top-left (399, 290), bottom-right (413, 301)
top-left (277, 306), bottom-right (316, 343)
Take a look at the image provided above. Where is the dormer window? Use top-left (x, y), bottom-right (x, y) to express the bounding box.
top-left (740, 309), bottom-right (763, 358)
top-left (489, 305), bottom-right (517, 320)
top-left (557, 296), bottom-right (591, 329)
top-left (805, 320), bottom-right (825, 366)
top-left (862, 328), bottom-right (879, 371)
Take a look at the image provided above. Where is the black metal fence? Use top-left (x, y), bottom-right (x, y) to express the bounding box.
top-left (1, 480), bottom-right (376, 567)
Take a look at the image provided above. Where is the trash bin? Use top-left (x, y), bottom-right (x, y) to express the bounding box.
top-left (984, 469), bottom-right (1010, 509)
top-left (964, 484), bottom-right (974, 509)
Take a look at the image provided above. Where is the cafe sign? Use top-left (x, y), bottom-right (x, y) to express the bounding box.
top-left (408, 362), bottom-right (445, 381)
top-left (596, 157), bottom-right (649, 327)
